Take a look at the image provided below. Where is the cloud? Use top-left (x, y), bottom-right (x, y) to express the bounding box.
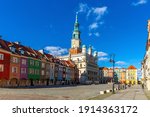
top-left (98, 51), bottom-right (108, 57)
top-left (77, 3), bottom-right (108, 38)
top-left (44, 46), bottom-right (68, 56)
top-left (89, 33), bottom-right (92, 36)
top-left (89, 22), bottom-right (98, 30)
top-left (99, 57), bottom-right (109, 61)
top-left (98, 51), bottom-right (109, 61)
top-left (132, 0), bottom-right (147, 6)
top-left (116, 61), bottom-right (127, 65)
top-left (94, 32), bottom-right (100, 37)
top-left (93, 6), bottom-right (108, 21)
top-left (78, 3), bottom-right (89, 13)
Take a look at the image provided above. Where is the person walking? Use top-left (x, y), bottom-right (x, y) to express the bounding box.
top-left (142, 83), bottom-right (144, 89)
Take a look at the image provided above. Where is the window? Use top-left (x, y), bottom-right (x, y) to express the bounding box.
top-left (30, 60), bottom-right (34, 66)
top-left (46, 64), bottom-right (50, 69)
top-left (41, 70), bottom-right (45, 75)
top-left (12, 67), bottom-right (17, 73)
top-left (42, 63), bottom-right (45, 68)
top-left (29, 68), bottom-right (34, 74)
top-left (35, 69), bottom-right (39, 75)
top-left (9, 46), bottom-right (16, 52)
top-left (80, 64), bottom-right (82, 68)
top-left (35, 61), bottom-right (39, 66)
top-left (0, 64), bottom-right (4, 72)
top-left (22, 59), bottom-right (26, 65)
top-left (20, 50), bottom-right (24, 55)
top-left (46, 71), bottom-right (49, 75)
top-left (21, 68), bottom-right (26, 74)
top-left (0, 54), bottom-right (4, 60)
top-left (12, 57), bottom-right (18, 63)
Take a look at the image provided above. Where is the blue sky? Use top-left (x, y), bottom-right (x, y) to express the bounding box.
top-left (0, 0), bottom-right (149, 70)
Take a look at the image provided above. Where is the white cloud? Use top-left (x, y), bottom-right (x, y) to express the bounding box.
top-left (116, 61), bottom-right (127, 65)
top-left (98, 51), bottom-right (108, 57)
top-left (44, 46), bottom-right (68, 56)
top-left (78, 3), bottom-right (89, 13)
top-left (94, 32), bottom-right (100, 37)
top-left (132, 0), bottom-right (147, 6)
top-left (77, 3), bottom-right (108, 38)
top-left (98, 51), bottom-right (109, 61)
top-left (89, 22), bottom-right (98, 30)
top-left (93, 6), bottom-right (108, 20)
top-left (99, 57), bottom-right (109, 61)
top-left (89, 33), bottom-right (92, 36)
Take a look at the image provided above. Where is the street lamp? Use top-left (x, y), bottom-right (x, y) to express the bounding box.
top-left (110, 54), bottom-right (115, 94)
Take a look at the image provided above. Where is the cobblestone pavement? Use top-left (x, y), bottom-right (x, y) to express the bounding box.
top-left (104, 85), bottom-right (148, 100)
top-left (0, 84), bottom-right (114, 100)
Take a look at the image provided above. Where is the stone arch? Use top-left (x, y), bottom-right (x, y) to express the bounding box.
top-left (9, 78), bottom-right (19, 87)
top-left (0, 78), bottom-right (8, 87)
top-left (19, 78), bottom-right (27, 87)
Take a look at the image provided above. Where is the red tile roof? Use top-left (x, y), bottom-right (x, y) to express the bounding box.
top-left (128, 65), bottom-right (137, 69)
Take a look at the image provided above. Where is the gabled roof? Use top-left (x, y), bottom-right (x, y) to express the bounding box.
top-left (0, 38), bottom-right (70, 66)
top-left (3, 40), bottom-right (21, 55)
top-left (128, 65), bottom-right (137, 69)
top-left (99, 67), bottom-right (108, 70)
top-left (65, 60), bottom-right (75, 68)
top-left (0, 39), bottom-right (10, 51)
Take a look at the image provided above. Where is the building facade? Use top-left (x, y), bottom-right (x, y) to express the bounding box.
top-left (0, 37), bottom-right (78, 87)
top-left (142, 20), bottom-right (150, 90)
top-left (99, 66), bottom-right (137, 84)
top-left (126, 65), bottom-right (137, 85)
top-left (0, 39), bottom-right (11, 86)
top-left (59, 13), bottom-right (99, 84)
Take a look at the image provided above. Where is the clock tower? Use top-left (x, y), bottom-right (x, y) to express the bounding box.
top-left (70, 12), bottom-right (82, 55)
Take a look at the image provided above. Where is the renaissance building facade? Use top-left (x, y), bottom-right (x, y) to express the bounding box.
top-left (142, 20), bottom-right (150, 90)
top-left (59, 13), bottom-right (99, 84)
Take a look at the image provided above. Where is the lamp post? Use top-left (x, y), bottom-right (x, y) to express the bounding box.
top-left (110, 54), bottom-right (115, 94)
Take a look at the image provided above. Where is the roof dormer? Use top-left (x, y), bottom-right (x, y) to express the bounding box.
top-left (9, 44), bottom-right (16, 53)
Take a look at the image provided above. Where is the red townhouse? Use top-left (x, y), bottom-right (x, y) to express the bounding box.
top-left (0, 39), bottom-right (11, 86)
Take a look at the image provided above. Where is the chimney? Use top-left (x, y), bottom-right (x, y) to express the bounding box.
top-left (14, 41), bottom-right (21, 45)
top-left (39, 49), bottom-right (44, 54)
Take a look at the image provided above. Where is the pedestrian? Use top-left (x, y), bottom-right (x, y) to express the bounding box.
top-left (142, 83), bottom-right (144, 89)
top-left (123, 84), bottom-right (125, 90)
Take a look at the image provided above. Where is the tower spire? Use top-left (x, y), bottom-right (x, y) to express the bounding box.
top-left (75, 12), bottom-right (78, 23)
top-left (70, 12), bottom-right (82, 54)
top-left (72, 12), bottom-right (80, 39)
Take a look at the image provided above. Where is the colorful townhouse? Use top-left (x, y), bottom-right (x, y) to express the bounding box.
top-left (45, 53), bottom-right (55, 84)
top-left (65, 60), bottom-right (73, 84)
top-left (120, 68), bottom-right (126, 84)
top-left (35, 50), bottom-right (50, 85)
top-left (53, 58), bottom-right (59, 85)
top-left (0, 37), bottom-right (79, 87)
top-left (58, 61), bottom-right (63, 82)
top-left (5, 42), bottom-right (21, 87)
top-left (61, 60), bottom-right (66, 82)
top-left (23, 46), bottom-right (41, 86)
top-left (126, 65), bottom-right (137, 85)
top-left (66, 60), bottom-right (76, 84)
top-left (0, 39), bottom-right (11, 86)
top-left (99, 67), bottom-right (137, 85)
top-left (99, 67), bottom-right (109, 84)
top-left (108, 68), bottom-right (113, 82)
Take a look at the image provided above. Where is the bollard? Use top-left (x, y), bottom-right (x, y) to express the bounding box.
top-left (106, 90), bottom-right (110, 93)
top-left (100, 91), bottom-right (105, 95)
